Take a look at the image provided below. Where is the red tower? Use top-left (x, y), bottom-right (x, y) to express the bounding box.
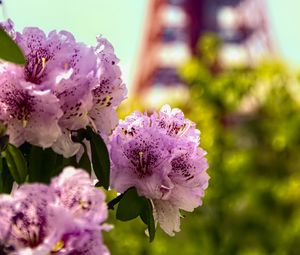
top-left (133, 0), bottom-right (273, 96)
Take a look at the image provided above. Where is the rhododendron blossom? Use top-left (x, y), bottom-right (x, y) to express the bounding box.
top-left (0, 20), bottom-right (126, 157)
top-left (0, 167), bottom-right (109, 254)
top-left (0, 65), bottom-right (62, 148)
top-left (0, 17), bottom-right (211, 250)
top-left (110, 105), bottom-right (209, 236)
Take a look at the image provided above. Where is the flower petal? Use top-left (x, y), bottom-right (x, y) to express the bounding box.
top-left (0, 72), bottom-right (62, 147)
top-left (152, 199), bottom-right (181, 236)
top-left (51, 167), bottom-right (108, 225)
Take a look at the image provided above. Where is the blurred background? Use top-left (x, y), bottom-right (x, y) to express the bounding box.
top-left (2, 0), bottom-right (300, 254)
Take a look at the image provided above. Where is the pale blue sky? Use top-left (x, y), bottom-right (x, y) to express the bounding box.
top-left (1, 0), bottom-right (300, 86)
top-left (2, 0), bottom-right (147, 86)
top-left (267, 0), bottom-right (300, 67)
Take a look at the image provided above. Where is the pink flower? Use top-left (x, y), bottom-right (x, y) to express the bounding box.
top-left (110, 105), bottom-right (209, 235)
top-left (0, 167), bottom-right (110, 254)
top-left (0, 20), bottom-right (126, 156)
top-left (0, 66), bottom-right (62, 148)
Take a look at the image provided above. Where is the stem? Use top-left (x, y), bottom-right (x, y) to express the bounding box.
top-left (107, 192), bottom-right (125, 210)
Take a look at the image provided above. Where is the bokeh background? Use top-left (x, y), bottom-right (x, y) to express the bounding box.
top-left (2, 0), bottom-right (300, 254)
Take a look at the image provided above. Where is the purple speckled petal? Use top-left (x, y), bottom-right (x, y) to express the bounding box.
top-left (152, 199), bottom-right (181, 236)
top-left (0, 168), bottom-right (110, 254)
top-left (89, 106), bottom-right (119, 141)
top-left (0, 184), bottom-right (61, 252)
top-left (0, 20), bottom-right (126, 157)
top-left (45, 30), bottom-right (98, 81)
top-left (110, 126), bottom-right (172, 199)
top-left (54, 229), bottom-right (110, 255)
top-left (0, 70), bottom-right (62, 147)
top-left (51, 167), bottom-right (108, 225)
top-left (153, 104), bottom-right (200, 145)
top-left (54, 72), bottom-right (94, 130)
top-left (110, 105), bottom-right (209, 236)
top-left (89, 36), bottom-right (127, 138)
top-left (0, 195), bottom-right (16, 245)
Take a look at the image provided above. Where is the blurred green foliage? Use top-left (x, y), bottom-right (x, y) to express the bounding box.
top-left (105, 35), bottom-right (300, 254)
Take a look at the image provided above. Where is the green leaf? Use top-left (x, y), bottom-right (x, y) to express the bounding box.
top-left (28, 146), bottom-right (58, 183)
top-left (115, 188), bottom-right (156, 241)
top-left (86, 127), bottom-right (110, 189)
top-left (3, 144), bottom-right (28, 184)
top-left (49, 154), bottom-right (78, 179)
top-left (0, 28), bottom-right (25, 65)
top-left (71, 128), bottom-right (87, 143)
top-left (107, 192), bottom-right (125, 210)
top-left (0, 122), bottom-right (7, 136)
top-left (140, 199), bottom-right (156, 242)
top-left (78, 150), bottom-right (92, 174)
top-left (0, 134), bottom-right (9, 152)
top-left (116, 187), bottom-right (148, 221)
top-left (0, 157), bottom-right (14, 194)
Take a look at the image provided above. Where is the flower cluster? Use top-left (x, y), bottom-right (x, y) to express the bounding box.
top-left (0, 18), bottom-right (210, 247)
top-left (110, 105), bottom-right (209, 235)
top-left (0, 20), bottom-right (126, 157)
top-left (0, 167), bottom-right (110, 254)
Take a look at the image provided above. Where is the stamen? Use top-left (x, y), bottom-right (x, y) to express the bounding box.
top-left (160, 185), bottom-right (172, 198)
top-left (41, 57), bottom-right (46, 69)
top-left (31, 63), bottom-right (38, 79)
top-left (79, 199), bottom-right (91, 209)
top-left (160, 184), bottom-right (171, 190)
top-left (35, 58), bottom-right (47, 79)
top-left (22, 119), bottom-right (28, 128)
top-left (179, 122), bottom-right (191, 137)
top-left (96, 95), bottom-right (112, 109)
top-left (52, 240), bottom-right (64, 252)
top-left (105, 96), bottom-right (111, 106)
top-left (139, 151), bottom-right (145, 173)
top-left (12, 224), bottom-right (23, 237)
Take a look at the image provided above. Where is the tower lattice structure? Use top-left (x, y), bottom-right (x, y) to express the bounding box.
top-left (133, 0), bottom-right (273, 95)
